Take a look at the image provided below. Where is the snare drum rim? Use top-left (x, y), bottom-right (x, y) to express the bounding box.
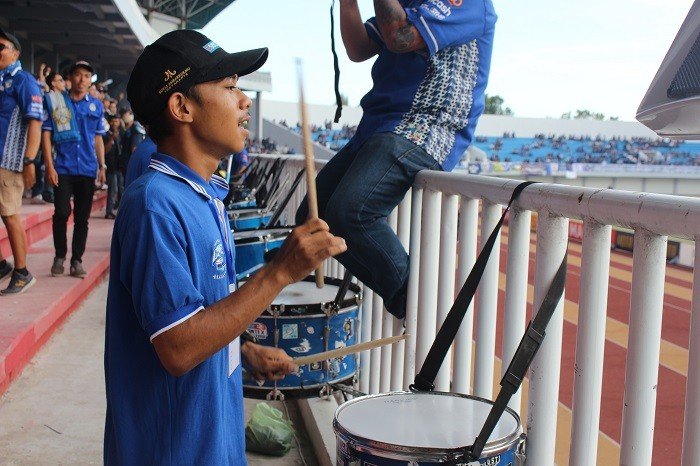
top-left (265, 276), bottom-right (362, 316)
top-left (333, 391), bottom-right (522, 462)
top-left (233, 226), bottom-right (292, 245)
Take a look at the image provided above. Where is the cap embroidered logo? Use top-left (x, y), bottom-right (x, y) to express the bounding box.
top-left (164, 69), bottom-right (177, 82)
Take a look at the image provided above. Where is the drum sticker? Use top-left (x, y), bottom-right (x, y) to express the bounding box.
top-left (309, 362), bottom-right (322, 372)
top-left (306, 326), bottom-right (315, 335)
top-left (282, 324), bottom-right (299, 339)
top-left (291, 338), bottom-right (311, 353)
top-left (343, 319), bottom-right (353, 340)
top-left (247, 322), bottom-right (268, 340)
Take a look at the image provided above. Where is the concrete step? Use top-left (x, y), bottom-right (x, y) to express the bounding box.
top-left (0, 209), bottom-right (113, 395)
top-left (0, 191), bottom-right (107, 259)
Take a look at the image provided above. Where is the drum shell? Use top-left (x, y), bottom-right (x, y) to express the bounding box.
top-left (233, 227), bottom-right (290, 279)
top-left (334, 392), bottom-right (525, 466)
top-left (243, 276), bottom-right (362, 394)
top-left (229, 210), bottom-right (273, 230)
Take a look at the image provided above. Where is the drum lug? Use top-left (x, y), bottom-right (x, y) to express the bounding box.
top-left (322, 302), bottom-right (340, 317)
top-left (319, 384), bottom-right (332, 399)
top-left (265, 389), bottom-right (285, 401)
top-left (515, 433), bottom-right (527, 466)
top-left (354, 294), bottom-right (362, 307)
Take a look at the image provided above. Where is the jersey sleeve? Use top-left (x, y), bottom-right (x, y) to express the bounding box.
top-left (405, 0), bottom-right (495, 55)
top-left (120, 210), bottom-right (205, 341)
top-left (41, 95), bottom-right (54, 132)
top-left (17, 75), bottom-right (44, 121)
top-left (365, 17), bottom-right (384, 46)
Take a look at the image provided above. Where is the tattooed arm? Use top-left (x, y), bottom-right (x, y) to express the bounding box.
top-left (340, 0), bottom-right (381, 62)
top-left (373, 0), bottom-right (426, 53)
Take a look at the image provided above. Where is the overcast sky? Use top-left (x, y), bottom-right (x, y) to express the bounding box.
top-left (203, 0), bottom-right (694, 121)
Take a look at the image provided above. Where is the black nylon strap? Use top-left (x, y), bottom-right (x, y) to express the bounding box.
top-left (330, 0), bottom-right (343, 123)
top-left (410, 181), bottom-right (537, 392)
top-left (267, 168), bottom-right (305, 227)
top-left (468, 253), bottom-right (567, 460)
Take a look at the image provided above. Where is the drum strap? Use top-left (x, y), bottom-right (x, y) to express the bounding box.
top-left (410, 180), bottom-right (538, 393)
top-left (468, 253), bottom-right (567, 460)
top-left (268, 168), bottom-right (306, 227)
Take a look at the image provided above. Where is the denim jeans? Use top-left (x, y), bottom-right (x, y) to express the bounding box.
top-left (106, 172), bottom-right (124, 215)
top-left (296, 132), bottom-right (441, 318)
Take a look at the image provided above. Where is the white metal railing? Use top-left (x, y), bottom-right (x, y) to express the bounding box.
top-left (253, 153), bottom-right (700, 466)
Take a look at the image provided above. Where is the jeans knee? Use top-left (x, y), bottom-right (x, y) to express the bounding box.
top-left (324, 196), bottom-right (355, 235)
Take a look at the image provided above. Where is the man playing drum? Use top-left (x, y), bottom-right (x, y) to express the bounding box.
top-left (104, 30), bottom-right (347, 465)
top-left (296, 0), bottom-right (496, 319)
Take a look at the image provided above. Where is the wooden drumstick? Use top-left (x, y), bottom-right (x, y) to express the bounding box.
top-left (293, 334), bottom-right (408, 366)
top-left (297, 58), bottom-right (324, 288)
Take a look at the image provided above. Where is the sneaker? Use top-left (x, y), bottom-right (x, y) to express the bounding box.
top-left (0, 261), bottom-right (12, 282)
top-left (0, 270), bottom-right (36, 295)
top-left (51, 257), bottom-right (65, 277)
top-left (30, 195), bottom-right (47, 205)
top-left (70, 260), bottom-right (87, 278)
top-left (105, 212), bottom-right (116, 220)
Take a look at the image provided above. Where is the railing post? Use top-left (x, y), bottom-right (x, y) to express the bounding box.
top-left (682, 238), bottom-right (700, 465)
top-left (380, 209), bottom-right (400, 393)
top-left (570, 221), bottom-right (612, 466)
top-left (391, 193), bottom-right (411, 391)
top-left (414, 189), bottom-right (442, 379)
top-left (403, 187), bottom-right (423, 389)
top-left (435, 194), bottom-right (459, 391)
top-left (620, 230), bottom-right (668, 465)
top-left (453, 197), bottom-right (479, 394)
top-left (526, 213), bottom-right (568, 465)
top-left (359, 286), bottom-right (373, 395)
top-left (369, 292), bottom-right (384, 395)
top-left (474, 202), bottom-right (502, 399)
top-left (501, 208), bottom-right (532, 414)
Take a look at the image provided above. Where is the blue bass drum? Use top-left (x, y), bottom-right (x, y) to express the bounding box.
top-left (233, 227), bottom-right (291, 280)
top-left (228, 208), bottom-right (273, 230)
top-left (243, 276), bottom-right (361, 399)
top-left (334, 392), bottom-right (525, 466)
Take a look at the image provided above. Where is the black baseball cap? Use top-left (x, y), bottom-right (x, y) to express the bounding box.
top-left (0, 28), bottom-right (21, 53)
top-left (70, 60), bottom-right (94, 74)
top-left (127, 29), bottom-right (268, 125)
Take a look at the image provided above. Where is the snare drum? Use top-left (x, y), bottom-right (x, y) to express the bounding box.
top-left (334, 392), bottom-right (525, 466)
top-left (243, 276), bottom-right (361, 398)
top-left (228, 208), bottom-right (272, 230)
top-left (233, 227), bottom-right (291, 279)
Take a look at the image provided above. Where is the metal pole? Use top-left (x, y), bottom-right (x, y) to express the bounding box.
top-left (403, 187), bottom-right (423, 389)
top-left (391, 193), bottom-right (411, 391)
top-left (359, 286), bottom-right (373, 395)
top-left (473, 202), bottom-right (502, 399)
top-left (682, 238), bottom-right (700, 465)
top-left (569, 221), bottom-right (612, 465)
top-left (620, 230), bottom-right (668, 465)
top-left (526, 213), bottom-right (568, 465)
top-left (435, 194), bottom-right (458, 391)
top-left (414, 190), bottom-right (442, 378)
top-left (501, 208), bottom-right (532, 414)
top-left (369, 292), bottom-right (383, 394)
top-left (452, 197), bottom-right (478, 394)
top-left (380, 209), bottom-right (399, 393)
top-left (256, 91), bottom-right (264, 141)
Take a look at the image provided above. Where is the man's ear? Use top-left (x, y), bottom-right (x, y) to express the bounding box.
top-left (166, 92), bottom-right (195, 124)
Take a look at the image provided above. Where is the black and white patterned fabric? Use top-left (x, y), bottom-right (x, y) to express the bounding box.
top-left (394, 40), bottom-right (479, 165)
top-left (1, 106), bottom-right (27, 172)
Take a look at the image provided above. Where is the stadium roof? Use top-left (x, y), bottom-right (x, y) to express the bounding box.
top-left (0, 0), bottom-right (236, 86)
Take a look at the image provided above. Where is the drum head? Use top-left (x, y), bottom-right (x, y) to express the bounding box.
top-left (335, 392), bottom-right (519, 451)
top-left (273, 280), bottom-right (354, 305)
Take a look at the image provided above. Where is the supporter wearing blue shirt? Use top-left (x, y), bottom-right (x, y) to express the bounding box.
top-left (297, 0), bottom-right (496, 319)
top-left (0, 28), bottom-right (42, 295)
top-left (105, 30), bottom-right (346, 465)
top-left (124, 136), bottom-right (156, 187)
top-left (231, 148), bottom-right (249, 178)
top-left (42, 60), bottom-right (106, 278)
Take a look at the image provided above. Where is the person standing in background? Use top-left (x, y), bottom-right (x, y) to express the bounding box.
top-left (42, 60), bottom-right (106, 278)
top-left (0, 28), bottom-right (42, 295)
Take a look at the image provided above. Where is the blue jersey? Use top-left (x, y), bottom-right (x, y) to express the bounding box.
top-left (351, 0), bottom-right (496, 172)
top-left (124, 136), bottom-right (156, 187)
top-left (42, 93), bottom-right (105, 177)
top-left (104, 153), bottom-right (245, 465)
top-left (0, 64), bottom-right (43, 172)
